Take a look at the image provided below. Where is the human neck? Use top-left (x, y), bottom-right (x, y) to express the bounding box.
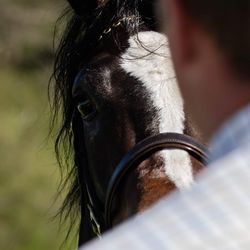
top-left (187, 36), bottom-right (250, 140)
top-left (204, 76), bottom-right (250, 140)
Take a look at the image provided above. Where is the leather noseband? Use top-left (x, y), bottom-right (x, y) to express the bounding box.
top-left (104, 132), bottom-right (209, 229)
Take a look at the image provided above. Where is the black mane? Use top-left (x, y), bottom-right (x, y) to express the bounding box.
top-left (50, 0), bottom-right (157, 242)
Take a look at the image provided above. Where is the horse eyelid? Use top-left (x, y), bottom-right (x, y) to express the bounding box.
top-left (77, 100), bottom-right (97, 121)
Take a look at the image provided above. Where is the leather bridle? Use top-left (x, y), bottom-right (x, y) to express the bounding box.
top-left (85, 132), bottom-right (209, 237)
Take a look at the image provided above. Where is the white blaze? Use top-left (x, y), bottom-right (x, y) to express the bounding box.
top-left (120, 31), bottom-right (193, 188)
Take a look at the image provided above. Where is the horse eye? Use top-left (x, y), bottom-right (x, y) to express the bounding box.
top-left (77, 100), bottom-right (96, 120)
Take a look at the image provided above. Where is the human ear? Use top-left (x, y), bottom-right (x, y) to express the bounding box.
top-left (167, 0), bottom-right (198, 67)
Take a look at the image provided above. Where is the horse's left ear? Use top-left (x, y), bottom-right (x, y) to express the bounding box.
top-left (67, 0), bottom-right (98, 16)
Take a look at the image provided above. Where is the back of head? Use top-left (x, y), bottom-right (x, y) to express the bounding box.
top-left (179, 0), bottom-right (250, 80)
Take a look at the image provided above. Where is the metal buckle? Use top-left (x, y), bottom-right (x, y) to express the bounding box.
top-left (87, 204), bottom-right (102, 238)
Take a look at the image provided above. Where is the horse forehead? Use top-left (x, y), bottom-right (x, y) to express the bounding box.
top-left (120, 31), bottom-right (175, 83)
top-left (119, 31), bottom-right (185, 135)
top-left (85, 31), bottom-right (173, 92)
top-left (72, 53), bottom-right (117, 94)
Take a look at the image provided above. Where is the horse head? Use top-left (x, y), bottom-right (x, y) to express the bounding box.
top-left (52, 0), bottom-right (204, 246)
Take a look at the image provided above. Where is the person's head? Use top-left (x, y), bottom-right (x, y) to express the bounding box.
top-left (157, 0), bottom-right (250, 139)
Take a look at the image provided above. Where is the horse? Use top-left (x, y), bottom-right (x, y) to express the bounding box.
top-left (51, 0), bottom-right (206, 247)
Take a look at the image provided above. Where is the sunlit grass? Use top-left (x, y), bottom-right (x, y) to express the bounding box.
top-left (0, 1), bottom-right (77, 249)
top-left (0, 66), bottom-right (77, 250)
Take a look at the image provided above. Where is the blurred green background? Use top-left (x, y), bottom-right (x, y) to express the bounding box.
top-left (0, 1), bottom-right (77, 249)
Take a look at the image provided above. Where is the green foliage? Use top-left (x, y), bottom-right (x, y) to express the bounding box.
top-left (0, 1), bottom-right (77, 249)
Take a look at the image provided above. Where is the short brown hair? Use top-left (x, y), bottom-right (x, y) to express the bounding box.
top-left (180, 0), bottom-right (250, 79)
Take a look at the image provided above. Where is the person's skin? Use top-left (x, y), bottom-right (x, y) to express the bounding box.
top-left (158, 0), bottom-right (250, 141)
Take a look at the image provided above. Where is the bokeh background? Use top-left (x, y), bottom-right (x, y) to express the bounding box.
top-left (0, 1), bottom-right (76, 249)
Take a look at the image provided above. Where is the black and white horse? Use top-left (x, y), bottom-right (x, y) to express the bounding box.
top-left (51, 0), bottom-right (202, 246)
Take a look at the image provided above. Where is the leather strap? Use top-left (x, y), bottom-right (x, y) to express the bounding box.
top-left (104, 132), bottom-right (209, 228)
